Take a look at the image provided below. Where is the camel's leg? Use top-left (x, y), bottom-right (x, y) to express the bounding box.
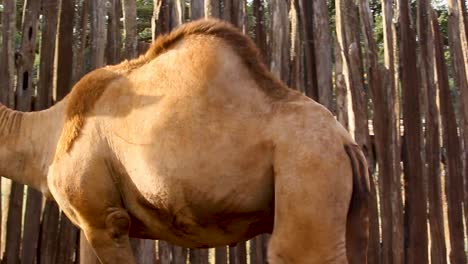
top-left (49, 156), bottom-right (137, 264)
top-left (267, 139), bottom-right (352, 264)
top-left (81, 208), bottom-right (136, 264)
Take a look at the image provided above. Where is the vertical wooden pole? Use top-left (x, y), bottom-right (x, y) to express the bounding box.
top-left (106, 0), bottom-right (122, 65)
top-left (1, 1), bottom-right (20, 264)
top-left (15, 2), bottom-right (42, 263)
top-left (90, 0), bottom-right (107, 68)
top-left (191, 0), bottom-right (204, 20)
top-left (380, 1), bottom-right (404, 263)
top-left (39, 202), bottom-right (60, 264)
top-left (73, 0), bottom-right (90, 82)
top-left (122, 0), bottom-right (138, 59)
top-left (0, 0), bottom-right (16, 107)
top-left (56, 0), bottom-right (76, 99)
top-left (269, 0), bottom-right (290, 84)
top-left (433, 9), bottom-right (467, 264)
top-left (417, 2), bottom-right (447, 263)
top-left (398, 0), bottom-right (428, 262)
top-left (311, 0), bottom-right (332, 110)
top-left (297, 0), bottom-right (318, 100)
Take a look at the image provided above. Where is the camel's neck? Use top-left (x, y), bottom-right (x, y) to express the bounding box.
top-left (0, 100), bottom-right (66, 193)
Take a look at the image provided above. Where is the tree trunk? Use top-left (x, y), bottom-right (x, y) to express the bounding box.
top-left (37, 0), bottom-right (59, 109)
top-left (433, 8), bottom-right (467, 264)
top-left (379, 1), bottom-right (404, 264)
top-left (55, 215), bottom-right (79, 264)
top-left (169, 0), bottom-right (184, 28)
top-left (158, 240), bottom-right (172, 263)
top-left (73, 0), bottom-right (90, 82)
top-left (204, 0), bottom-right (220, 18)
top-left (130, 239), bottom-right (156, 264)
top-left (334, 37), bottom-right (348, 130)
top-left (153, 0), bottom-right (171, 40)
top-left (297, 0), bottom-right (317, 100)
top-left (14, 2), bottom-right (42, 262)
top-left (398, 0), bottom-right (428, 263)
top-left (0, 0), bottom-right (16, 107)
top-left (311, 0), bottom-right (332, 110)
top-left (447, 0), bottom-right (468, 236)
top-left (39, 201), bottom-right (60, 264)
top-left (15, 0), bottom-right (40, 111)
top-left (90, 0), bottom-right (107, 68)
top-left (4, 183), bottom-right (23, 264)
top-left (56, 0), bottom-right (75, 100)
top-left (189, 248), bottom-right (208, 264)
top-left (106, 0), bottom-right (122, 65)
top-left (269, 0), bottom-right (290, 84)
top-left (172, 245), bottom-right (188, 264)
top-left (191, 0), bottom-right (204, 20)
top-left (252, 0), bottom-right (267, 59)
top-left (417, 2), bottom-right (447, 263)
top-left (122, 0), bottom-right (138, 59)
top-left (336, 0), bottom-right (371, 154)
top-left (357, 1), bottom-right (385, 262)
top-left (215, 246), bottom-right (228, 264)
top-left (289, 0), bottom-right (301, 91)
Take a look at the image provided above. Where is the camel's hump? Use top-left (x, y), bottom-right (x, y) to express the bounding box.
top-left (55, 19), bottom-right (289, 159)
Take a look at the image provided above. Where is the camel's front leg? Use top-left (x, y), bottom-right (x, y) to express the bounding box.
top-left (81, 208), bottom-right (136, 264)
top-left (49, 154), bottom-right (137, 264)
top-left (267, 137), bottom-right (353, 263)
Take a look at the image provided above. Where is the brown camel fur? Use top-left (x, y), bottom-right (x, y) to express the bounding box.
top-left (0, 19), bottom-right (369, 263)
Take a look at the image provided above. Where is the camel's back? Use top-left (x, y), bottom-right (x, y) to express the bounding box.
top-left (55, 19), bottom-right (291, 159)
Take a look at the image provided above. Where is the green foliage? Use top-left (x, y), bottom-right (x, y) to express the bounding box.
top-left (137, 0), bottom-right (153, 41)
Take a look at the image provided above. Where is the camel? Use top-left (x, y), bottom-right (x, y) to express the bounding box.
top-left (0, 19), bottom-right (369, 263)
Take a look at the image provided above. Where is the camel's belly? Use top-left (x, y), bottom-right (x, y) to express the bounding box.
top-left (111, 89), bottom-right (276, 246)
top-left (126, 164), bottom-right (275, 247)
top-left (120, 127), bottom-right (275, 247)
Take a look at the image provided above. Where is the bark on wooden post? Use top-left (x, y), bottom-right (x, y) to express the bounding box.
top-left (152, 0), bottom-right (171, 40)
top-left (106, 0), bottom-right (122, 65)
top-left (122, 0), bottom-right (138, 59)
top-left (73, 0), bottom-right (90, 83)
top-left (191, 0), bottom-right (204, 20)
top-left (15, 0), bottom-right (40, 111)
top-left (357, 1), bottom-right (385, 262)
top-left (170, 0), bottom-right (184, 28)
top-left (447, 0), bottom-right (468, 233)
top-left (311, 0), bottom-right (332, 110)
top-left (13, 2), bottom-right (42, 263)
top-left (0, 0), bottom-right (16, 107)
top-left (252, 0), bottom-right (267, 59)
top-left (130, 239), bottom-right (156, 264)
top-left (417, 2), bottom-right (447, 263)
top-left (157, 240), bottom-right (172, 264)
top-left (270, 0), bottom-right (290, 84)
top-left (334, 37), bottom-right (348, 130)
top-left (297, 0), bottom-right (317, 100)
top-left (379, 1), bottom-right (404, 263)
top-left (172, 245), bottom-right (188, 264)
top-left (55, 215), bottom-right (79, 264)
top-left (90, 0), bottom-right (107, 68)
top-left (433, 10), bottom-right (468, 264)
top-left (399, 0), bottom-right (428, 263)
top-left (56, 0), bottom-right (76, 100)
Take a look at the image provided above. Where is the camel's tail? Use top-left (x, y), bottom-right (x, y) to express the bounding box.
top-left (344, 144), bottom-right (370, 264)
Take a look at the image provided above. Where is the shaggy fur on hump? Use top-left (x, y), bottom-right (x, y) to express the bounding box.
top-left (55, 18), bottom-right (289, 159)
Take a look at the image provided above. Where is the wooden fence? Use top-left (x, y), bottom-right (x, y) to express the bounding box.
top-left (0, 0), bottom-right (467, 263)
